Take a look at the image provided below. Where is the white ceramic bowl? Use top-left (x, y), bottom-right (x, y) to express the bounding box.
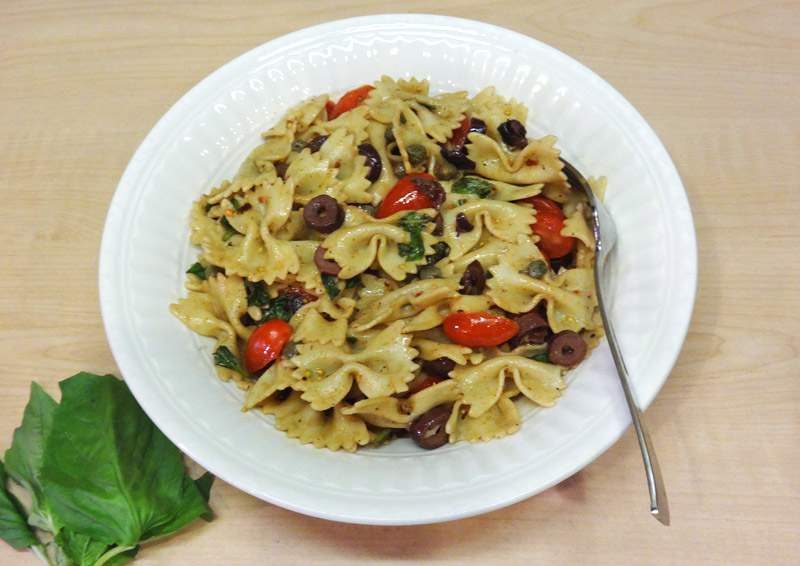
top-left (99, 14), bottom-right (696, 525)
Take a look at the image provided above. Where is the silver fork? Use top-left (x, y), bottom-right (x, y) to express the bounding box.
top-left (560, 158), bottom-right (670, 526)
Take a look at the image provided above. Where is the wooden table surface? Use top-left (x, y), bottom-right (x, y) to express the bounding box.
top-left (2, 1), bottom-right (798, 565)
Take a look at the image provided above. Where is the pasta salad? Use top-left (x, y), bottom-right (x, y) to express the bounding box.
top-left (170, 77), bottom-right (604, 451)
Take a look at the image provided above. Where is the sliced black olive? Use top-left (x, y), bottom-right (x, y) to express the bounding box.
top-left (440, 146), bottom-right (476, 170)
top-left (409, 175), bottom-right (446, 208)
top-left (313, 246), bottom-right (342, 276)
top-left (307, 135), bottom-right (329, 153)
top-left (508, 311), bottom-right (550, 349)
top-left (421, 357), bottom-right (456, 379)
top-left (432, 212), bottom-right (444, 236)
top-left (357, 143), bottom-right (382, 183)
top-left (303, 194), bottom-right (344, 234)
top-left (459, 259), bottom-right (486, 295)
top-left (497, 119), bottom-right (528, 150)
top-left (410, 405), bottom-right (451, 450)
top-left (455, 212), bottom-right (474, 235)
top-left (548, 330), bottom-right (588, 367)
top-left (549, 253), bottom-right (573, 273)
top-left (274, 161), bottom-right (289, 180)
top-left (469, 117), bottom-right (487, 135)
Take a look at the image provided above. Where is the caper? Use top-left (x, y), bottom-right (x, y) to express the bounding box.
top-left (384, 125), bottom-right (395, 144)
top-left (522, 259), bottom-right (548, 279)
top-left (291, 139), bottom-right (307, 152)
top-left (406, 143), bottom-right (427, 165)
top-left (434, 160), bottom-right (459, 181)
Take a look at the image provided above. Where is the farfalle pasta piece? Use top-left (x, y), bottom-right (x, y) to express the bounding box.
top-left (466, 133), bottom-right (564, 185)
top-left (487, 262), bottom-right (597, 333)
top-left (350, 278), bottom-right (459, 331)
top-left (290, 322), bottom-right (418, 410)
top-left (440, 233), bottom-right (543, 276)
top-left (451, 355), bottom-right (566, 418)
top-left (562, 205), bottom-right (596, 250)
top-left (320, 213), bottom-right (437, 281)
top-left (291, 296), bottom-right (356, 347)
top-left (441, 200), bottom-right (536, 260)
top-left (467, 86), bottom-right (529, 140)
top-left (342, 379), bottom-right (461, 428)
top-left (243, 358), bottom-right (296, 410)
top-left (447, 396), bottom-right (521, 444)
top-left (260, 390), bottom-right (370, 452)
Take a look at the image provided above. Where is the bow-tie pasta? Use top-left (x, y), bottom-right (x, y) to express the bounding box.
top-left (171, 77), bottom-right (604, 452)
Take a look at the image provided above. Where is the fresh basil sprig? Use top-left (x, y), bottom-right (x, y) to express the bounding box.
top-left (1, 373), bottom-right (214, 566)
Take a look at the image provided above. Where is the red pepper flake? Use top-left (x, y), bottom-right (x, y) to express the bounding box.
top-left (526, 159), bottom-right (539, 166)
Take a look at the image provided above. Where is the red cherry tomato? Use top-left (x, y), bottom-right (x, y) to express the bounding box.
top-left (522, 196), bottom-right (566, 220)
top-left (449, 116), bottom-right (471, 147)
top-left (375, 173), bottom-right (436, 218)
top-left (410, 375), bottom-right (443, 395)
top-left (442, 312), bottom-right (519, 348)
top-left (328, 85), bottom-right (374, 120)
top-left (324, 99), bottom-right (336, 118)
top-left (245, 319), bottom-right (293, 373)
top-left (531, 211), bottom-right (574, 259)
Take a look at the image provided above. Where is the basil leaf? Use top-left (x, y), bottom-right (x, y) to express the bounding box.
top-left (3, 382), bottom-right (59, 534)
top-left (186, 262), bottom-right (208, 280)
top-left (531, 352), bottom-right (550, 364)
top-left (321, 273), bottom-right (340, 300)
top-left (40, 373), bottom-right (213, 546)
top-left (244, 279), bottom-right (271, 307)
top-left (0, 459), bottom-right (39, 550)
top-left (397, 212), bottom-right (433, 262)
top-left (55, 528), bottom-right (138, 566)
top-left (213, 346), bottom-right (248, 377)
top-left (452, 176), bottom-right (493, 198)
top-left (425, 241), bottom-right (451, 265)
top-left (344, 275), bottom-right (362, 289)
top-left (220, 217), bottom-right (236, 241)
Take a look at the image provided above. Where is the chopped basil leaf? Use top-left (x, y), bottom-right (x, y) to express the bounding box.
top-left (213, 346), bottom-right (248, 377)
top-left (425, 241), bottom-right (451, 265)
top-left (372, 428), bottom-right (394, 447)
top-left (244, 280), bottom-right (270, 307)
top-left (186, 262), bottom-right (208, 280)
top-left (531, 352), bottom-right (550, 364)
top-left (345, 275), bottom-right (362, 289)
top-left (452, 176), bottom-right (493, 198)
top-left (220, 217), bottom-right (236, 241)
top-left (321, 273), bottom-right (341, 300)
top-left (397, 212), bottom-right (433, 262)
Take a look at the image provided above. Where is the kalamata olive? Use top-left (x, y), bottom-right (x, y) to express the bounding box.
top-left (440, 146), bottom-right (476, 170)
top-left (469, 117), bottom-right (487, 135)
top-left (409, 175), bottom-right (446, 208)
top-left (421, 357), bottom-right (456, 379)
top-left (508, 311), bottom-right (550, 348)
top-left (459, 259), bottom-right (486, 295)
top-left (357, 143), bottom-right (382, 183)
top-left (548, 330), bottom-right (588, 367)
top-left (306, 135), bottom-right (329, 153)
top-left (549, 253), bottom-right (573, 273)
top-left (303, 194), bottom-right (344, 234)
top-left (274, 161), bottom-right (289, 180)
top-left (410, 405), bottom-right (451, 450)
top-left (455, 212), bottom-right (474, 235)
top-left (432, 212), bottom-right (444, 236)
top-left (497, 119), bottom-right (528, 150)
top-left (313, 246), bottom-right (342, 276)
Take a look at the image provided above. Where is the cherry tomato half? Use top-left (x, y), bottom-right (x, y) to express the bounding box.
top-left (523, 196), bottom-right (566, 220)
top-left (375, 173), bottom-right (436, 218)
top-left (245, 319), bottom-right (293, 373)
top-left (449, 116), bottom-right (471, 148)
top-left (409, 375), bottom-right (444, 395)
top-left (442, 312), bottom-right (519, 348)
top-left (327, 85), bottom-right (374, 120)
top-left (531, 211), bottom-right (574, 259)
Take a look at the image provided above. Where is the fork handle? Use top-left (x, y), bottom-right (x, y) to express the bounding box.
top-left (602, 313), bottom-right (670, 525)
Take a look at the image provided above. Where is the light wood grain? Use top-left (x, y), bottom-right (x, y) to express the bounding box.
top-left (2, 1), bottom-right (798, 565)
